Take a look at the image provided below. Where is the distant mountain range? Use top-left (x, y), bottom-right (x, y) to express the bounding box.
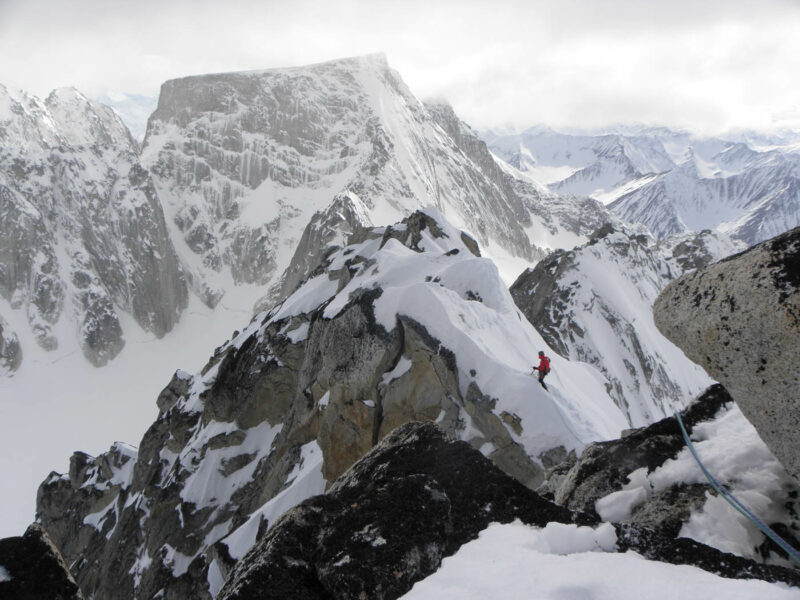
top-left (484, 126), bottom-right (800, 246)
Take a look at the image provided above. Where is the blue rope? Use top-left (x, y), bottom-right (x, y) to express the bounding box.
top-left (674, 410), bottom-right (800, 566)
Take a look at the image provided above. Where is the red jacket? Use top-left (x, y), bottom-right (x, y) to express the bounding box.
top-left (537, 355), bottom-right (550, 373)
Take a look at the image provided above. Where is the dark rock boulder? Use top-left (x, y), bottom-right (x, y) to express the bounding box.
top-left (0, 523), bottom-right (84, 599)
top-left (654, 226), bottom-right (800, 479)
top-left (547, 383), bottom-right (800, 580)
top-left (0, 316), bottom-right (22, 375)
top-left (218, 421), bottom-right (593, 600)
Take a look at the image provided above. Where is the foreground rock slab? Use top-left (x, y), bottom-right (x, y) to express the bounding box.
top-left (654, 226), bottom-right (800, 479)
top-left (0, 523), bottom-right (84, 600)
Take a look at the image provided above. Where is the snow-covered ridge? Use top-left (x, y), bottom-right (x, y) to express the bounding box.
top-left (36, 208), bottom-right (629, 600)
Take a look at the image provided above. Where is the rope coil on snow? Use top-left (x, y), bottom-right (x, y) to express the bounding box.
top-left (674, 410), bottom-right (800, 566)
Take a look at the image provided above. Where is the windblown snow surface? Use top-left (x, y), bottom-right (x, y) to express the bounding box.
top-left (400, 520), bottom-right (800, 599)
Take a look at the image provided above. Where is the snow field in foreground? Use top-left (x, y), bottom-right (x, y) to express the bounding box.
top-left (400, 521), bottom-right (800, 600)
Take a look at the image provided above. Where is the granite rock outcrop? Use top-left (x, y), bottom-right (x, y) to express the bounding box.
top-left (654, 226), bottom-right (800, 479)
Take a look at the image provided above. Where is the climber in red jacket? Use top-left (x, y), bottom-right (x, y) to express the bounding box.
top-left (532, 351), bottom-right (551, 390)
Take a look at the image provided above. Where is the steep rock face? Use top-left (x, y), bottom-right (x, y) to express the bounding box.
top-left (37, 210), bottom-right (626, 600)
top-left (0, 523), bottom-right (84, 600)
top-left (654, 226), bottom-right (800, 479)
top-left (509, 224), bottom-right (737, 426)
top-left (0, 85), bottom-right (187, 366)
top-left (255, 192), bottom-right (372, 312)
top-left (142, 55), bottom-right (536, 306)
top-left (217, 421), bottom-right (593, 600)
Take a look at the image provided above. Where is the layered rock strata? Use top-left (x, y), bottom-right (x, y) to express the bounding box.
top-left (141, 54), bottom-right (540, 306)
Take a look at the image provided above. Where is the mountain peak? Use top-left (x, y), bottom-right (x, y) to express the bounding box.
top-left (45, 86), bottom-right (89, 106)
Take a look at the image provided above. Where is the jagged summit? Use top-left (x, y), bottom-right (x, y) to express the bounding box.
top-left (141, 53), bottom-right (539, 305)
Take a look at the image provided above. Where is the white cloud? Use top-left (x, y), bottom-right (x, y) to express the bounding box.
top-left (1, 0), bottom-right (799, 134)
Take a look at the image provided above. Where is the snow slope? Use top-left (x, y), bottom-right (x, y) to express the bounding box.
top-left (270, 207), bottom-right (628, 458)
top-left (401, 520), bottom-right (800, 600)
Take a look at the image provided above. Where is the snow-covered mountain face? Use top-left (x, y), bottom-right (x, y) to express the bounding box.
top-left (0, 85), bottom-right (187, 369)
top-left (510, 224), bottom-right (742, 427)
top-left (141, 55), bottom-right (546, 308)
top-left (611, 147), bottom-right (800, 246)
top-left (37, 210), bottom-right (629, 600)
top-left (484, 127), bottom-right (800, 247)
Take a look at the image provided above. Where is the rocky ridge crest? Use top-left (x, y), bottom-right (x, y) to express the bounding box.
top-left (37, 209), bottom-right (625, 600)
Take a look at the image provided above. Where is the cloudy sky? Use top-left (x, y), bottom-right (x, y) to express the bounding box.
top-left (1, 0), bottom-right (799, 135)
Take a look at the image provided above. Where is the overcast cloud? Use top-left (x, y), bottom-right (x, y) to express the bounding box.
top-left (1, 0), bottom-right (799, 134)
